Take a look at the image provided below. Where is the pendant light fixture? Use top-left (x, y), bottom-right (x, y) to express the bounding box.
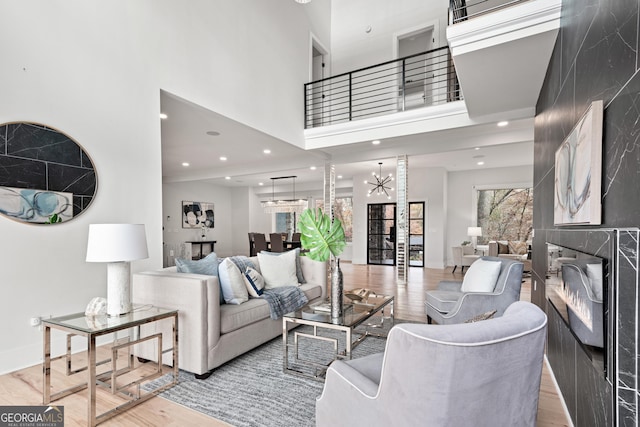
top-left (365, 162), bottom-right (395, 199)
top-left (261, 176), bottom-right (308, 213)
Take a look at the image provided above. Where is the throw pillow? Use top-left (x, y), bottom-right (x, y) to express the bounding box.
top-left (244, 267), bottom-right (265, 297)
top-left (465, 309), bottom-right (498, 323)
top-left (175, 252), bottom-right (225, 305)
top-left (175, 252), bottom-right (219, 275)
top-left (497, 242), bottom-right (509, 255)
top-left (508, 241), bottom-right (527, 255)
top-left (258, 250), bottom-right (299, 289)
top-left (218, 258), bottom-right (249, 304)
top-left (258, 248), bottom-right (306, 284)
top-left (586, 263), bottom-right (604, 301)
top-left (460, 259), bottom-right (502, 293)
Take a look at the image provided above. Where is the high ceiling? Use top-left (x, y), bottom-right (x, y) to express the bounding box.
top-left (160, 90), bottom-right (534, 189)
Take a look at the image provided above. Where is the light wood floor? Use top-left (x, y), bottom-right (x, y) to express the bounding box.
top-left (0, 263), bottom-right (570, 426)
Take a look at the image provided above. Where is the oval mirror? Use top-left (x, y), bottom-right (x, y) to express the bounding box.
top-left (0, 122), bottom-right (97, 224)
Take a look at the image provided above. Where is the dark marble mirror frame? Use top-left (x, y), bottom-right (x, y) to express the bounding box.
top-left (0, 122), bottom-right (97, 224)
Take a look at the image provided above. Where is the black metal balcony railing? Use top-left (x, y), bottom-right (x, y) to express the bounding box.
top-left (304, 46), bottom-right (462, 129)
top-left (449, 0), bottom-right (531, 25)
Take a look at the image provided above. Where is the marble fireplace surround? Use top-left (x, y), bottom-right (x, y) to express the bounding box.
top-left (544, 228), bottom-right (639, 426)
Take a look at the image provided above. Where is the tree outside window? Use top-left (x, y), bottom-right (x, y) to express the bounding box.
top-left (315, 197), bottom-right (353, 243)
top-left (476, 188), bottom-right (533, 244)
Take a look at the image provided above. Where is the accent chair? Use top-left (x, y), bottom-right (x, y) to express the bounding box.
top-left (451, 245), bottom-right (480, 273)
top-left (316, 301), bottom-right (548, 427)
top-left (426, 256), bottom-right (523, 325)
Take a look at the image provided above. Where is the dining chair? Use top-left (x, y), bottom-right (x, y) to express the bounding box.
top-left (253, 233), bottom-right (268, 253)
top-left (269, 233), bottom-right (285, 252)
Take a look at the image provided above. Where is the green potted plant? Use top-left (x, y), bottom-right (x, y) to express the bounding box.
top-left (298, 207), bottom-right (346, 320)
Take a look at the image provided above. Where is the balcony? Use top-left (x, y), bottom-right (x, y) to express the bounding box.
top-left (304, 46), bottom-right (461, 130)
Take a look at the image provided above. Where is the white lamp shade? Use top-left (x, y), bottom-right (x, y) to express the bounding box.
top-left (467, 227), bottom-right (482, 237)
top-left (86, 224), bottom-right (149, 262)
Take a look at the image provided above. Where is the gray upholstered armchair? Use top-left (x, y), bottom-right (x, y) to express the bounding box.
top-left (316, 301), bottom-right (548, 427)
top-left (425, 256), bottom-right (523, 324)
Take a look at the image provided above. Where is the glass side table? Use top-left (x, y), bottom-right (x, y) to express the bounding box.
top-left (42, 306), bottom-right (178, 426)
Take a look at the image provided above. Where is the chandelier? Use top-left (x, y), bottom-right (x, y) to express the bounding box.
top-left (366, 162), bottom-right (394, 199)
top-left (261, 176), bottom-right (308, 214)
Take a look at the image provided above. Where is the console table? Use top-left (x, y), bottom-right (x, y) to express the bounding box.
top-left (42, 306), bottom-right (178, 426)
top-left (185, 240), bottom-right (216, 259)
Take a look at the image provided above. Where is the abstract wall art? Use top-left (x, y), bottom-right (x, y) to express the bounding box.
top-left (182, 201), bottom-right (214, 229)
top-left (554, 100), bottom-right (603, 225)
top-left (0, 122), bottom-right (97, 224)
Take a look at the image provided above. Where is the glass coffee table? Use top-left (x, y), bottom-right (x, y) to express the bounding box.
top-left (282, 294), bottom-right (393, 380)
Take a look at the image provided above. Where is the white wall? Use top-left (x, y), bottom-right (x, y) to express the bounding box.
top-left (351, 164), bottom-right (447, 268)
top-left (0, 0), bottom-right (330, 374)
top-left (331, 0), bottom-right (449, 74)
top-left (446, 165), bottom-right (533, 266)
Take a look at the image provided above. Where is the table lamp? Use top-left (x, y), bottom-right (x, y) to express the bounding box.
top-left (467, 226), bottom-right (482, 250)
top-left (86, 224), bottom-right (149, 316)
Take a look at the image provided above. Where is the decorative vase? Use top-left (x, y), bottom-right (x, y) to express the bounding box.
top-left (330, 257), bottom-right (344, 322)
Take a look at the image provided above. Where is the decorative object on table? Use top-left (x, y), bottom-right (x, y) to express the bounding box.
top-left (84, 296), bottom-right (107, 317)
top-left (261, 175), bottom-right (308, 214)
top-left (298, 207), bottom-right (346, 322)
top-left (86, 224), bottom-right (149, 316)
top-left (0, 122), bottom-right (97, 224)
top-left (554, 99), bottom-right (603, 225)
top-left (182, 201), bottom-right (214, 229)
top-left (365, 162), bottom-right (394, 199)
top-left (467, 226), bottom-right (482, 251)
top-left (344, 288), bottom-right (374, 302)
top-left (461, 240), bottom-right (471, 246)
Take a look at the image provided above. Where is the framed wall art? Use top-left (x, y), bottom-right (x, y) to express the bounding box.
top-left (182, 201), bottom-right (214, 229)
top-left (554, 100), bottom-right (603, 225)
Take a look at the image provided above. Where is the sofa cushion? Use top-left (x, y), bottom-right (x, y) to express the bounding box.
top-left (218, 258), bottom-right (249, 305)
top-left (460, 259), bottom-right (501, 292)
top-left (175, 252), bottom-right (219, 275)
top-left (220, 299), bottom-right (271, 334)
top-left (425, 290), bottom-right (463, 313)
top-left (244, 267), bottom-right (265, 298)
top-left (497, 242), bottom-right (510, 255)
top-left (508, 241), bottom-right (527, 255)
top-left (258, 248), bottom-right (306, 284)
top-left (219, 282), bottom-right (323, 333)
top-left (258, 250), bottom-right (299, 289)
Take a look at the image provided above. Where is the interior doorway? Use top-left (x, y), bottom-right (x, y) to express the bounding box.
top-left (394, 23), bottom-right (439, 110)
top-left (310, 37), bottom-right (329, 127)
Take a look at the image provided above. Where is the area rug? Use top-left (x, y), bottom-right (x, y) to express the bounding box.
top-left (145, 320), bottom-right (401, 427)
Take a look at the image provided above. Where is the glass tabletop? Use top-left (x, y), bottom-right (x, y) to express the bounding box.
top-left (42, 305), bottom-right (177, 334)
top-left (286, 295), bottom-right (393, 328)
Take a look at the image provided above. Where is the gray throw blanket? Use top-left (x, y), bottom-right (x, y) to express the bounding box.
top-left (228, 256), bottom-right (255, 273)
top-left (261, 286), bottom-right (308, 320)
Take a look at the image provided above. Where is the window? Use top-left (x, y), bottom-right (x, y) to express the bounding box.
top-left (476, 188), bottom-right (533, 244)
top-left (315, 197), bottom-right (353, 242)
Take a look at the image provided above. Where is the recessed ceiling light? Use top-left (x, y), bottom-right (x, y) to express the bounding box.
top-left (225, 176), bottom-right (231, 180)
top-left (259, 182), bottom-right (264, 186)
top-left (206, 131), bottom-right (221, 136)
top-left (310, 166), bottom-right (317, 170)
top-left (337, 175), bottom-right (343, 179)
top-left (159, 113), bottom-right (168, 119)
top-left (182, 162), bottom-right (189, 167)
top-left (497, 121), bottom-right (509, 127)
top-left (220, 156), bottom-right (227, 161)
top-left (475, 147), bottom-right (480, 150)
top-left (372, 140), bottom-right (381, 145)
top-left (263, 149), bottom-right (271, 154)
top-left (477, 161), bottom-right (485, 166)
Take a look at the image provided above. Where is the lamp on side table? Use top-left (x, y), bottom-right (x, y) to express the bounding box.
top-left (86, 224), bottom-right (149, 317)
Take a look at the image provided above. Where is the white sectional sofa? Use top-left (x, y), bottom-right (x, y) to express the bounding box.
top-left (132, 255), bottom-right (327, 379)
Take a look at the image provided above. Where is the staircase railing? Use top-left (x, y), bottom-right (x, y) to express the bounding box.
top-left (449, 0), bottom-right (531, 24)
top-left (304, 46), bottom-right (462, 129)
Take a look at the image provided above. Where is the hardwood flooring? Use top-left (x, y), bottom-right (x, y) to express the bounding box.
top-left (0, 263), bottom-right (570, 426)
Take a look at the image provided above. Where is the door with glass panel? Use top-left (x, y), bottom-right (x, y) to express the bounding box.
top-left (368, 202), bottom-right (424, 266)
